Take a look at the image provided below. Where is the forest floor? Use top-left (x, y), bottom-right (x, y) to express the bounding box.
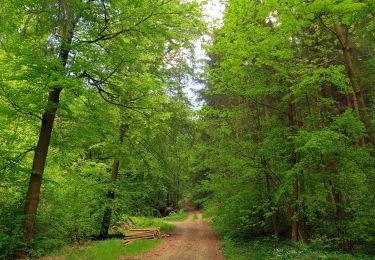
top-left (120, 210), bottom-right (223, 260)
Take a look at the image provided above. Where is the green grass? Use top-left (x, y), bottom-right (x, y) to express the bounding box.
top-left (162, 210), bottom-right (188, 222)
top-left (130, 216), bottom-right (176, 233)
top-left (220, 238), bottom-right (373, 260)
top-left (54, 239), bottom-right (160, 260)
top-left (192, 214), bottom-right (198, 221)
top-left (45, 215), bottom-right (178, 260)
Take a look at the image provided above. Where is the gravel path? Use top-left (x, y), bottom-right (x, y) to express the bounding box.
top-left (121, 211), bottom-right (223, 260)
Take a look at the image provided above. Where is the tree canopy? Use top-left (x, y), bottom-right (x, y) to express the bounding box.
top-left (1, 0), bottom-right (375, 259)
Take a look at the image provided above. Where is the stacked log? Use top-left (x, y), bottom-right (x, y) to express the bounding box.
top-left (123, 227), bottom-right (160, 242)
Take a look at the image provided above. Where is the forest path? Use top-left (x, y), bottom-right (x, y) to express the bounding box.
top-left (121, 210), bottom-right (223, 260)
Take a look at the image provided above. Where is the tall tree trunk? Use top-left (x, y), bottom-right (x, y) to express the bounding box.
top-left (22, 5), bottom-right (77, 248)
top-left (99, 124), bottom-right (126, 239)
top-left (333, 186), bottom-right (351, 251)
top-left (325, 160), bottom-right (351, 252)
top-left (291, 176), bottom-right (299, 242)
top-left (23, 43), bottom-right (71, 247)
top-left (344, 90), bottom-right (366, 146)
top-left (264, 168), bottom-right (279, 242)
top-left (23, 88), bottom-right (62, 245)
top-left (288, 92), bottom-right (305, 242)
top-left (262, 97), bottom-right (279, 243)
top-left (334, 23), bottom-right (374, 145)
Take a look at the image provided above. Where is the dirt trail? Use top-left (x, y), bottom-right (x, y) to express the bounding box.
top-left (121, 211), bottom-right (223, 260)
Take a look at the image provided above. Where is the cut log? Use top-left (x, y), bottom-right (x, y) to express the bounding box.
top-left (123, 240), bottom-right (134, 245)
top-left (125, 234), bottom-right (156, 238)
top-left (127, 230), bottom-right (159, 233)
top-left (123, 227), bottom-right (161, 242)
top-left (129, 228), bottom-right (160, 232)
top-left (125, 235), bottom-right (156, 240)
top-left (126, 233), bottom-right (156, 236)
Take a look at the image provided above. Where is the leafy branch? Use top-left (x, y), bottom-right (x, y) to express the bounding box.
top-left (0, 85), bottom-right (43, 120)
top-left (1, 147), bottom-right (35, 171)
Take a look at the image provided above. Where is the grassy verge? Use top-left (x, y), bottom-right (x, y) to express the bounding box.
top-left (220, 238), bottom-right (373, 260)
top-left (192, 214), bottom-right (198, 221)
top-left (162, 210), bottom-right (188, 222)
top-left (130, 216), bottom-right (176, 233)
top-left (52, 239), bottom-right (160, 260)
top-left (46, 214), bottom-right (179, 259)
top-left (127, 210), bottom-right (187, 233)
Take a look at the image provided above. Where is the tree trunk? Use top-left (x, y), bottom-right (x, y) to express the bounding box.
top-left (22, 5), bottom-right (77, 248)
top-left (325, 160), bottom-right (351, 252)
top-left (288, 92), bottom-right (304, 242)
top-left (23, 88), bottom-right (62, 245)
top-left (262, 98), bottom-right (279, 243)
top-left (290, 176), bottom-right (299, 242)
top-left (264, 169), bottom-right (279, 241)
top-left (334, 23), bottom-right (374, 146)
top-left (99, 124), bottom-right (126, 239)
top-left (333, 187), bottom-right (352, 251)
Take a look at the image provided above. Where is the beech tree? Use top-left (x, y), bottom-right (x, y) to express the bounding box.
top-left (1, 0), bottom-right (375, 259)
top-left (0, 0), bottom-right (202, 254)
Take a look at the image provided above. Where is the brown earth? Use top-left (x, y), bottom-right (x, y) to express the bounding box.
top-left (120, 210), bottom-right (223, 260)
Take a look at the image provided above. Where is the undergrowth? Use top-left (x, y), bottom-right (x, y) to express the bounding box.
top-left (220, 238), bottom-right (373, 260)
top-left (52, 239), bottom-right (160, 260)
top-left (129, 216), bottom-right (176, 233)
top-left (162, 210), bottom-right (188, 222)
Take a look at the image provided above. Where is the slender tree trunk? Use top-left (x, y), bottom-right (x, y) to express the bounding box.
top-left (22, 5), bottom-right (77, 248)
top-left (262, 98), bottom-right (279, 243)
top-left (99, 124), bottom-right (126, 239)
top-left (264, 169), bottom-right (279, 241)
top-left (288, 92), bottom-right (303, 242)
top-left (344, 90), bottom-right (366, 146)
top-left (333, 187), bottom-right (351, 251)
top-left (23, 88), bottom-right (62, 245)
top-left (334, 23), bottom-right (374, 145)
top-left (24, 44), bottom-right (72, 248)
top-left (291, 178), bottom-right (299, 242)
top-left (325, 160), bottom-right (351, 252)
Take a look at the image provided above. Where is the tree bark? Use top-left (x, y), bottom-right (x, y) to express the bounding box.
top-left (23, 88), bottom-right (63, 245)
top-left (99, 124), bottom-right (126, 239)
top-left (290, 177), bottom-right (299, 242)
top-left (23, 4), bottom-right (77, 248)
top-left (334, 23), bottom-right (374, 146)
top-left (262, 98), bottom-right (279, 242)
top-left (333, 187), bottom-right (352, 251)
top-left (264, 168), bottom-right (279, 242)
top-left (288, 92), bottom-right (305, 242)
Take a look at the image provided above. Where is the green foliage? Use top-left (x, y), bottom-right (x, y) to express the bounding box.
top-left (189, 0), bottom-right (375, 258)
top-left (163, 210), bottom-right (188, 222)
top-left (53, 239), bottom-right (161, 260)
top-left (127, 216), bottom-right (176, 234)
top-left (0, 0), bottom-right (204, 258)
top-left (1, 0), bottom-right (375, 259)
top-left (220, 238), bottom-right (372, 260)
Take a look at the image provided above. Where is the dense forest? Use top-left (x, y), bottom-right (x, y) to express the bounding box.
top-left (1, 0), bottom-right (375, 259)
